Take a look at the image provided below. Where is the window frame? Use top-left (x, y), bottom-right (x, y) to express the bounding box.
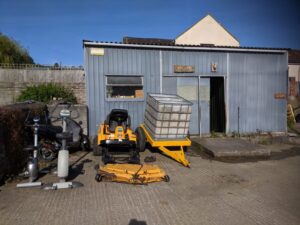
top-left (105, 74), bottom-right (145, 102)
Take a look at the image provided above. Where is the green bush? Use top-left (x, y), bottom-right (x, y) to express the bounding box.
top-left (0, 102), bottom-right (47, 177)
top-left (0, 33), bottom-right (34, 64)
top-left (287, 116), bottom-right (296, 129)
top-left (17, 83), bottom-right (77, 103)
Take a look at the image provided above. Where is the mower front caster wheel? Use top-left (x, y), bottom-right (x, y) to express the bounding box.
top-left (95, 174), bottom-right (102, 182)
top-left (164, 175), bottom-right (170, 182)
top-left (93, 145), bottom-right (103, 156)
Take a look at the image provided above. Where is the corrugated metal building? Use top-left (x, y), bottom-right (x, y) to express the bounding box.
top-left (83, 41), bottom-right (288, 137)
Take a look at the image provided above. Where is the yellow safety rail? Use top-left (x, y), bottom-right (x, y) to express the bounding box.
top-left (140, 124), bottom-right (190, 167)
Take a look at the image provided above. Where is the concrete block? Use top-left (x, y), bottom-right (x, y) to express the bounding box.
top-left (191, 137), bottom-right (271, 158)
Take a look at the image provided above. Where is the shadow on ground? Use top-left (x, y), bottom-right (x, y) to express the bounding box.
top-left (270, 146), bottom-right (300, 160)
top-left (128, 219), bottom-right (147, 225)
top-left (68, 158), bottom-right (92, 181)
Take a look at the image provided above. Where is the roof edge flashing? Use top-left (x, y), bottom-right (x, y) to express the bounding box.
top-left (83, 41), bottom-right (288, 54)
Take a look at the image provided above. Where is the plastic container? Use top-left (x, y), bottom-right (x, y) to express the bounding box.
top-left (144, 93), bottom-right (192, 140)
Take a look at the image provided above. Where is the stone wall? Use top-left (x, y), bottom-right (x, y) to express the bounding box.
top-left (0, 68), bottom-right (86, 106)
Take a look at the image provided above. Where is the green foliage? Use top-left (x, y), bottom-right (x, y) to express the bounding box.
top-left (258, 140), bottom-right (271, 145)
top-left (287, 117), bottom-right (296, 129)
top-left (0, 33), bottom-right (34, 64)
top-left (17, 83), bottom-right (77, 103)
top-left (231, 131), bottom-right (240, 138)
top-left (0, 102), bottom-right (47, 176)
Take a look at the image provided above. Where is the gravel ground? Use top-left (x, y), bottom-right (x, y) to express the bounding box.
top-left (0, 144), bottom-right (300, 225)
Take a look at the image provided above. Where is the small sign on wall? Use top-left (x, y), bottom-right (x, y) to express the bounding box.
top-left (90, 48), bottom-right (105, 56)
top-left (174, 65), bottom-right (195, 73)
top-left (274, 92), bottom-right (286, 99)
top-left (211, 62), bottom-right (217, 72)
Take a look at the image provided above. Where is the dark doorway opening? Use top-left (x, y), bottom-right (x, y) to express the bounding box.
top-left (210, 77), bottom-right (225, 133)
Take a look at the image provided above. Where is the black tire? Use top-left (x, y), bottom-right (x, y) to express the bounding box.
top-left (81, 135), bottom-right (91, 151)
top-left (94, 164), bottom-right (99, 170)
top-left (164, 175), bottom-right (170, 182)
top-left (183, 131), bottom-right (190, 152)
top-left (135, 127), bottom-right (146, 152)
top-left (93, 136), bottom-right (102, 156)
top-left (95, 174), bottom-right (102, 182)
top-left (38, 146), bottom-right (55, 161)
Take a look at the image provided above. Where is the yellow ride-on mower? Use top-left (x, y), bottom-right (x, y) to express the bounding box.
top-left (93, 109), bottom-right (140, 164)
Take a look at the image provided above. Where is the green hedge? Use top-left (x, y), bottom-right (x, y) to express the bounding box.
top-left (17, 83), bottom-right (77, 104)
top-left (0, 102), bottom-right (46, 178)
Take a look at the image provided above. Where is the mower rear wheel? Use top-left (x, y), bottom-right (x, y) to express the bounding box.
top-left (95, 174), bottom-right (102, 182)
top-left (135, 127), bottom-right (146, 152)
top-left (39, 146), bottom-right (55, 161)
top-left (93, 136), bottom-right (102, 156)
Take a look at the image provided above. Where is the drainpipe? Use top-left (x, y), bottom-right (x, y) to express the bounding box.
top-left (238, 106), bottom-right (240, 137)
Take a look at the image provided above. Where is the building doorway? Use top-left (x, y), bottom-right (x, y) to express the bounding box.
top-left (210, 77), bottom-right (225, 133)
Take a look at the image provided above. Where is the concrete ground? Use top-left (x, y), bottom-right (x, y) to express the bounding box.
top-left (0, 143), bottom-right (300, 225)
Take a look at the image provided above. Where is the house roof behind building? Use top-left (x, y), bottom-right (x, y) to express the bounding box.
top-left (175, 14), bottom-right (240, 47)
top-left (289, 50), bottom-right (300, 64)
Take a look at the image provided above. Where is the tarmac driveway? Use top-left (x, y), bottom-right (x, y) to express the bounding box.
top-left (0, 144), bottom-right (300, 225)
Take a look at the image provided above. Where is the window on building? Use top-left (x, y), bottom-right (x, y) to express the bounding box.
top-left (106, 75), bottom-right (144, 99)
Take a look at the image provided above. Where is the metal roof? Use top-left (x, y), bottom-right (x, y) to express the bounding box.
top-left (288, 49), bottom-right (300, 64)
top-left (83, 40), bottom-right (288, 53)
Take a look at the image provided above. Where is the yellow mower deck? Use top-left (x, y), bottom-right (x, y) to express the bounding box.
top-left (139, 124), bottom-right (190, 167)
top-left (95, 163), bottom-right (169, 184)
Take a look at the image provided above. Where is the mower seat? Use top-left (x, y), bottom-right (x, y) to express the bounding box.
top-left (106, 109), bottom-right (131, 133)
top-left (109, 121), bottom-right (118, 133)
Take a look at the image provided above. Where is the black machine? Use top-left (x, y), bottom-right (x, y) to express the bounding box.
top-left (26, 101), bottom-right (90, 161)
top-left (42, 101), bottom-right (89, 160)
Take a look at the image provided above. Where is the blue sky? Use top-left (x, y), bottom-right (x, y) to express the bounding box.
top-left (0, 0), bottom-right (299, 65)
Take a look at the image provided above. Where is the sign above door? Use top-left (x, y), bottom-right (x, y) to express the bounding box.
top-left (174, 65), bottom-right (195, 73)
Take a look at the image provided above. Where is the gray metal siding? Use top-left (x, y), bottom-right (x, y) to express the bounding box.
top-left (84, 45), bottom-right (287, 136)
top-left (162, 76), bottom-right (200, 135)
top-left (85, 47), bottom-right (160, 136)
top-left (162, 51), bottom-right (227, 76)
top-left (228, 53), bottom-right (287, 133)
top-left (199, 78), bottom-right (210, 134)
